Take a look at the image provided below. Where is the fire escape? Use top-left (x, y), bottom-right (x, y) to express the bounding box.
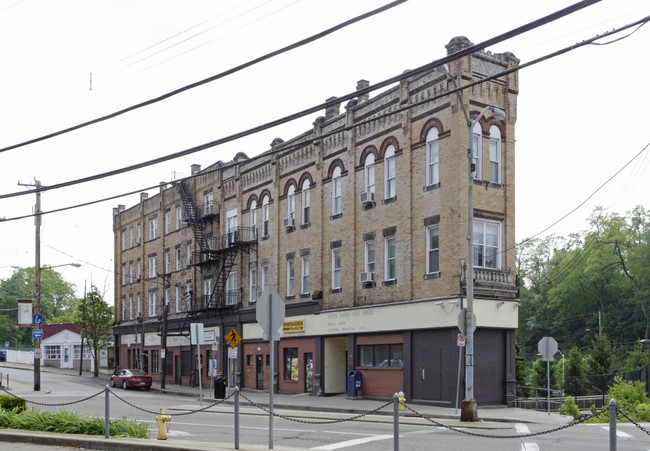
top-left (175, 180), bottom-right (257, 321)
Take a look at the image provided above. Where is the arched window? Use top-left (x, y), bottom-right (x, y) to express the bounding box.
top-left (249, 199), bottom-right (257, 240)
top-left (364, 153), bottom-right (375, 195)
top-left (302, 179), bottom-right (311, 225)
top-left (384, 145), bottom-right (396, 199)
top-left (426, 128), bottom-right (439, 186)
top-left (262, 195), bottom-right (270, 238)
top-left (472, 122), bottom-right (482, 180)
top-left (287, 185), bottom-right (296, 221)
top-left (332, 166), bottom-right (342, 216)
top-left (489, 125), bottom-right (502, 184)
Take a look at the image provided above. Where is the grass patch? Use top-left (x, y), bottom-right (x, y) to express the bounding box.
top-left (0, 407), bottom-right (148, 438)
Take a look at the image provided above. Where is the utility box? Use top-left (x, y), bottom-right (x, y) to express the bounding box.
top-left (347, 371), bottom-right (363, 398)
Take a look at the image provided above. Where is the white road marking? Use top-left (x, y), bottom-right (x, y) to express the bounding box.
top-left (311, 434), bottom-right (393, 450)
top-left (599, 426), bottom-right (632, 438)
top-left (166, 430), bottom-right (190, 436)
top-left (515, 423), bottom-right (530, 434)
top-left (520, 443), bottom-right (540, 451)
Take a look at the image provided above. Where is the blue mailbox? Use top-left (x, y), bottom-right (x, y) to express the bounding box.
top-left (347, 370), bottom-right (363, 398)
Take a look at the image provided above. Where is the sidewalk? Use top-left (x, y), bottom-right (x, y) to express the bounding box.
top-left (0, 362), bottom-right (573, 450)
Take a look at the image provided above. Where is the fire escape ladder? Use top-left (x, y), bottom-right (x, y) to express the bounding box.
top-left (175, 181), bottom-right (207, 254)
top-left (209, 247), bottom-right (239, 310)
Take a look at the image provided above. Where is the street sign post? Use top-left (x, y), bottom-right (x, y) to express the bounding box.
top-left (32, 314), bottom-right (43, 325)
top-left (538, 336), bottom-right (559, 415)
top-left (32, 329), bottom-right (43, 339)
top-left (256, 290), bottom-right (285, 449)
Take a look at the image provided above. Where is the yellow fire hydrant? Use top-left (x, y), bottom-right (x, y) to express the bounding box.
top-left (398, 391), bottom-right (405, 411)
top-left (155, 408), bottom-right (172, 440)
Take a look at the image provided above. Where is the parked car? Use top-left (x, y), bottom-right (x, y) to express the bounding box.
top-left (0, 348), bottom-right (6, 362)
top-left (110, 369), bottom-right (152, 390)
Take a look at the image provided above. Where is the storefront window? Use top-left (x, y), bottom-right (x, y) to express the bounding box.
top-left (283, 348), bottom-right (299, 381)
top-left (357, 344), bottom-right (403, 367)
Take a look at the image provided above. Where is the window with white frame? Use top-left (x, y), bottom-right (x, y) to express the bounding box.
top-left (122, 230), bottom-right (126, 250)
top-left (302, 179), bottom-right (310, 225)
top-left (287, 185), bottom-right (295, 222)
top-left (186, 244), bottom-right (192, 265)
top-left (204, 191), bottom-right (214, 215)
top-left (137, 293), bottom-right (142, 317)
top-left (262, 263), bottom-right (269, 292)
top-left (262, 195), bottom-right (270, 238)
top-left (364, 154), bottom-right (375, 195)
top-left (121, 297), bottom-right (126, 320)
top-left (165, 210), bottom-right (171, 234)
top-left (148, 217), bottom-right (158, 240)
top-left (203, 279), bottom-right (212, 306)
top-left (249, 267), bottom-right (257, 303)
top-left (129, 294), bottom-right (133, 319)
top-left (384, 145), bottom-right (396, 199)
top-left (137, 259), bottom-right (142, 280)
top-left (148, 256), bottom-right (157, 279)
top-left (286, 259), bottom-right (295, 297)
top-left (44, 345), bottom-right (60, 360)
top-left (473, 220), bottom-right (501, 269)
top-left (301, 256), bottom-right (310, 295)
top-left (426, 128), bottom-right (439, 186)
top-left (365, 240), bottom-right (375, 274)
top-left (137, 223), bottom-right (142, 242)
top-left (472, 122), bottom-right (482, 180)
top-left (175, 248), bottom-right (181, 271)
top-left (385, 236), bottom-right (396, 281)
top-left (165, 287), bottom-right (171, 308)
top-left (226, 272), bottom-right (237, 305)
top-left (148, 292), bottom-right (157, 317)
top-left (129, 262), bottom-right (134, 283)
top-left (165, 250), bottom-right (171, 274)
top-left (249, 200), bottom-right (257, 240)
top-left (186, 282), bottom-right (192, 311)
top-left (489, 125), bottom-right (501, 184)
top-left (121, 264), bottom-right (126, 286)
top-left (332, 166), bottom-right (342, 216)
top-left (176, 207), bottom-right (182, 230)
top-left (129, 227), bottom-right (134, 247)
top-left (427, 226), bottom-right (439, 274)
top-left (175, 286), bottom-right (182, 313)
top-left (332, 247), bottom-right (342, 290)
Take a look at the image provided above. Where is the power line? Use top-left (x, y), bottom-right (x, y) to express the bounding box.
top-left (2, 10), bottom-right (647, 223)
top-left (0, 1), bottom-right (612, 202)
top-left (0, 0), bottom-right (408, 155)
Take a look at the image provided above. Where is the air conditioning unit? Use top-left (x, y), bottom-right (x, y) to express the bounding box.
top-left (360, 192), bottom-right (374, 205)
top-left (283, 218), bottom-right (295, 229)
top-left (183, 258), bottom-right (192, 267)
top-left (134, 237), bottom-right (141, 246)
top-left (360, 272), bottom-right (374, 283)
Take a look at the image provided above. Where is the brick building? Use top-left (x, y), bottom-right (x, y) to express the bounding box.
top-left (112, 36), bottom-right (520, 405)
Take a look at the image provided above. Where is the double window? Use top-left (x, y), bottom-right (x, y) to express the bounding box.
top-left (473, 220), bottom-right (501, 269)
top-left (226, 272), bottom-right (237, 305)
top-left (148, 217), bottom-right (158, 240)
top-left (148, 256), bottom-right (157, 279)
top-left (148, 292), bottom-right (157, 317)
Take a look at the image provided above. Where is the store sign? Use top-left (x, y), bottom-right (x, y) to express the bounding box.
top-left (282, 320), bottom-right (305, 333)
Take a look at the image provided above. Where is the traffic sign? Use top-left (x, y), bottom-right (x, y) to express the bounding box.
top-left (538, 336), bottom-right (558, 362)
top-left (32, 329), bottom-right (43, 339)
top-left (256, 290), bottom-right (285, 341)
top-left (457, 333), bottom-right (466, 347)
top-left (33, 314), bottom-right (43, 325)
top-left (34, 348), bottom-right (42, 359)
top-left (457, 308), bottom-right (476, 335)
top-left (225, 328), bottom-right (242, 348)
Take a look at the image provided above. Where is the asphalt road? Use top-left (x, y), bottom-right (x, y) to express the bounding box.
top-left (1, 367), bottom-right (649, 450)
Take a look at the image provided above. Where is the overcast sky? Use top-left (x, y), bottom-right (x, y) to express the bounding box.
top-left (1, 0), bottom-right (649, 305)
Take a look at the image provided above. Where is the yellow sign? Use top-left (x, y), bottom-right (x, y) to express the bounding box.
top-left (225, 328), bottom-right (242, 348)
top-left (282, 320), bottom-right (305, 333)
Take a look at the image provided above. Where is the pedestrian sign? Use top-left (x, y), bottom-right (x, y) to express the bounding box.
top-left (33, 314), bottom-right (43, 325)
top-left (225, 328), bottom-right (242, 348)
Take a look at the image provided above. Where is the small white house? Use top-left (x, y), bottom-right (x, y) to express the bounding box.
top-left (41, 324), bottom-right (92, 371)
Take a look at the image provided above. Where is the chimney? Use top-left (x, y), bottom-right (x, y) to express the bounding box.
top-left (140, 193), bottom-right (148, 203)
top-left (356, 79), bottom-right (370, 101)
top-left (325, 97), bottom-right (340, 119)
top-left (191, 164), bottom-right (201, 175)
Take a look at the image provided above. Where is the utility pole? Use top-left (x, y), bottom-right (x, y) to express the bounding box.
top-left (19, 179), bottom-right (42, 391)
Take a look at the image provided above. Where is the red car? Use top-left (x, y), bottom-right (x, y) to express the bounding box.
top-left (110, 369), bottom-right (152, 391)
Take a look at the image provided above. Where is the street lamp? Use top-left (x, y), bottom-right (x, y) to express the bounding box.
top-left (461, 105), bottom-right (505, 421)
top-left (33, 262), bottom-right (81, 391)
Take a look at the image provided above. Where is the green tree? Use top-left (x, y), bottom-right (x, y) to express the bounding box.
top-left (0, 267), bottom-right (78, 347)
top-left (586, 333), bottom-right (613, 398)
top-left (621, 340), bottom-right (650, 372)
top-left (75, 287), bottom-right (113, 377)
top-left (564, 345), bottom-right (586, 397)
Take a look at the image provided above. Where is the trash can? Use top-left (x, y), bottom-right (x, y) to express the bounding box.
top-left (214, 376), bottom-right (226, 399)
top-left (347, 371), bottom-right (363, 398)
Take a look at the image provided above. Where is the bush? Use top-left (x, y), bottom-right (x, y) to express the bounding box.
top-left (586, 376), bottom-right (650, 423)
top-left (0, 408), bottom-right (148, 438)
top-left (561, 396), bottom-right (580, 420)
top-left (0, 395), bottom-right (26, 413)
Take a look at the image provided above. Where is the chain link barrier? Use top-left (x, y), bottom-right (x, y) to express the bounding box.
top-left (0, 386), bottom-right (105, 407)
top-left (616, 407), bottom-right (650, 436)
top-left (108, 388), bottom-right (234, 416)
top-left (238, 391), bottom-right (393, 425)
top-left (400, 401), bottom-right (607, 439)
